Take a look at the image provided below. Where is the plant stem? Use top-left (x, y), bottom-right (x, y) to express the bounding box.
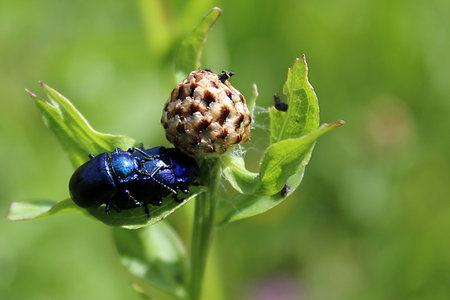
top-left (189, 159), bottom-right (220, 300)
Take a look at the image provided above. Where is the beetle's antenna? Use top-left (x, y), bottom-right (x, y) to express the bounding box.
top-left (147, 166), bottom-right (178, 194)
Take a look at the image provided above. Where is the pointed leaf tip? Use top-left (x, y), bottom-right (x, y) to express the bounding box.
top-left (175, 7), bottom-right (223, 82)
top-left (25, 89), bottom-right (38, 98)
top-left (270, 54), bottom-right (319, 143)
top-left (211, 6), bottom-right (223, 13)
top-left (324, 120), bottom-right (345, 128)
top-left (8, 199), bottom-right (82, 221)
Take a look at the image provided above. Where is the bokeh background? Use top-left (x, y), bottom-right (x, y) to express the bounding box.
top-left (1, 0), bottom-right (448, 299)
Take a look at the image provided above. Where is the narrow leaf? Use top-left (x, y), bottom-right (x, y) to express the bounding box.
top-left (7, 199), bottom-right (84, 221)
top-left (270, 55), bottom-right (319, 144)
top-left (138, 0), bottom-right (171, 58)
top-left (113, 222), bottom-right (188, 299)
top-left (174, 7), bottom-right (222, 82)
top-left (27, 83), bottom-right (136, 168)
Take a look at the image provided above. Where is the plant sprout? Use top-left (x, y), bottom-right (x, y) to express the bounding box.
top-left (8, 7), bottom-right (343, 300)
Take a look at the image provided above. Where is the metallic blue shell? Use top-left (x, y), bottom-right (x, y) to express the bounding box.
top-left (68, 146), bottom-right (198, 215)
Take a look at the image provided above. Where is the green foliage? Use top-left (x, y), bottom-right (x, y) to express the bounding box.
top-left (8, 7), bottom-right (342, 230)
top-left (26, 82), bottom-right (137, 169)
top-left (259, 121), bottom-right (343, 195)
top-left (270, 55), bottom-right (320, 143)
top-left (2, 1), bottom-right (448, 300)
top-left (218, 57), bottom-right (343, 224)
top-left (174, 7), bottom-right (222, 82)
top-left (113, 223), bottom-right (187, 299)
top-left (220, 155), bottom-right (259, 194)
top-left (10, 82), bottom-right (204, 229)
top-left (7, 199), bottom-right (83, 221)
top-left (87, 186), bottom-right (203, 229)
top-left (7, 6), bottom-right (342, 300)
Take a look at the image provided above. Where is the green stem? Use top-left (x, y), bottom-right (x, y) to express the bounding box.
top-left (189, 159), bottom-right (220, 300)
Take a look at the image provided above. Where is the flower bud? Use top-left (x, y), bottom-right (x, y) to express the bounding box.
top-left (161, 69), bottom-right (251, 155)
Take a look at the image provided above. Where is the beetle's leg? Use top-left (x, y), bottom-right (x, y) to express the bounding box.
top-left (105, 199), bottom-right (121, 214)
top-left (111, 202), bottom-right (121, 212)
top-left (105, 199), bottom-right (112, 214)
top-left (124, 189), bottom-right (144, 207)
top-left (89, 154), bottom-right (95, 159)
top-left (128, 147), bottom-right (162, 160)
top-left (143, 204), bottom-right (150, 218)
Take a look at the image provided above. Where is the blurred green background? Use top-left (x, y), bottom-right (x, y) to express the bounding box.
top-left (1, 0), bottom-right (448, 299)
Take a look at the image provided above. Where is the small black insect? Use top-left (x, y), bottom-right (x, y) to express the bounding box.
top-left (280, 183), bottom-right (291, 198)
top-left (218, 70), bottom-right (235, 83)
top-left (274, 94), bottom-right (288, 111)
top-left (69, 146), bottom-right (198, 217)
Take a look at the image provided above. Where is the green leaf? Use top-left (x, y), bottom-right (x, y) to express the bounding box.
top-left (8, 188), bottom-right (202, 228)
top-left (218, 173), bottom-right (301, 225)
top-left (174, 7), bottom-right (222, 82)
top-left (27, 82), bottom-right (136, 168)
top-left (259, 121), bottom-right (343, 195)
top-left (22, 83), bottom-right (202, 228)
top-left (87, 186), bottom-right (204, 229)
top-left (270, 55), bottom-right (319, 144)
top-left (218, 121), bottom-right (344, 225)
top-left (216, 55), bottom-right (344, 224)
top-left (113, 222), bottom-right (188, 299)
top-left (220, 154), bottom-right (259, 194)
top-left (220, 84), bottom-right (259, 194)
top-left (217, 169), bottom-right (305, 225)
top-left (7, 199), bottom-right (85, 221)
top-left (218, 192), bottom-right (283, 225)
top-left (137, 0), bottom-right (172, 59)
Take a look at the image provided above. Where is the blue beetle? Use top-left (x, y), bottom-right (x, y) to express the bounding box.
top-left (69, 146), bottom-right (198, 217)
